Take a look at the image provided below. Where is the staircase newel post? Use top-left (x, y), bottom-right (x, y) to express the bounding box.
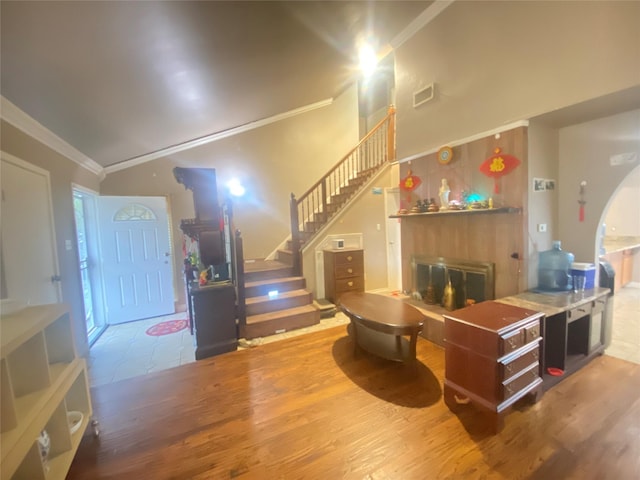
top-left (234, 229), bottom-right (246, 338)
top-left (290, 193), bottom-right (302, 276)
top-left (387, 105), bottom-right (396, 163)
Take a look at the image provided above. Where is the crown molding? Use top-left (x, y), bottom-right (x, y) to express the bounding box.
top-left (390, 0), bottom-right (456, 49)
top-left (0, 96), bottom-right (105, 178)
top-left (104, 97), bottom-right (334, 175)
top-left (395, 119), bottom-right (530, 165)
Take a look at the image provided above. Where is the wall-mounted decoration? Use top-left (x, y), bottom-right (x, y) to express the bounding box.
top-left (399, 169), bottom-right (422, 205)
top-left (479, 148), bottom-right (521, 194)
top-left (533, 178), bottom-right (555, 192)
top-left (400, 169), bottom-right (421, 191)
top-left (437, 146), bottom-right (453, 165)
top-left (578, 181), bottom-right (587, 222)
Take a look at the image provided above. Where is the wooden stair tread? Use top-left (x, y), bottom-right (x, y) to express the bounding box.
top-left (246, 305), bottom-right (318, 324)
top-left (245, 276), bottom-right (303, 288)
top-left (244, 259), bottom-right (290, 272)
top-left (246, 289), bottom-right (310, 305)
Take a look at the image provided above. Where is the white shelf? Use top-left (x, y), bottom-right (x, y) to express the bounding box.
top-left (0, 304), bottom-right (93, 480)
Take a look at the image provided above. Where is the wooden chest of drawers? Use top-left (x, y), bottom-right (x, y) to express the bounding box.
top-left (324, 249), bottom-right (364, 304)
top-left (443, 301), bottom-right (544, 433)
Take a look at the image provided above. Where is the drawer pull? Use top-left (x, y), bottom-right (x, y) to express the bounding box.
top-left (506, 363), bottom-right (514, 374)
top-left (347, 281), bottom-right (353, 287)
top-left (347, 255), bottom-right (353, 262)
top-left (533, 350), bottom-right (539, 360)
top-left (347, 268), bottom-right (353, 274)
top-left (508, 337), bottom-right (517, 349)
top-left (529, 328), bottom-right (539, 338)
top-left (506, 385), bottom-right (513, 395)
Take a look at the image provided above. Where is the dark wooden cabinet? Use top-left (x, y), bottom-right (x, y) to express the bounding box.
top-left (541, 291), bottom-right (609, 390)
top-left (189, 282), bottom-right (237, 360)
top-left (324, 249), bottom-right (364, 304)
top-left (443, 301), bottom-right (544, 433)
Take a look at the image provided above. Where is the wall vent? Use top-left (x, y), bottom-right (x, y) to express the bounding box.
top-left (413, 83), bottom-right (435, 108)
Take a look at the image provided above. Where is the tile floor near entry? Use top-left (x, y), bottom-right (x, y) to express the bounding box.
top-left (87, 285), bottom-right (640, 387)
top-left (87, 311), bottom-right (350, 387)
top-left (87, 312), bottom-right (196, 387)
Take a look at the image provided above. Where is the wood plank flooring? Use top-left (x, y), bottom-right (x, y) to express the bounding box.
top-left (68, 325), bottom-right (640, 479)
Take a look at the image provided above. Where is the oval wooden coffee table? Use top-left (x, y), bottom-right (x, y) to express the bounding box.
top-left (339, 292), bottom-right (426, 364)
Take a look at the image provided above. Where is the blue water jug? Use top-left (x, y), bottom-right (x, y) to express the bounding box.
top-left (538, 240), bottom-right (575, 291)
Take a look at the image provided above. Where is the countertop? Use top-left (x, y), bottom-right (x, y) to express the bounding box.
top-left (496, 288), bottom-right (610, 316)
top-left (602, 236), bottom-right (640, 255)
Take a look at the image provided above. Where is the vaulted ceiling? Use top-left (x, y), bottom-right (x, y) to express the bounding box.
top-left (1, 1), bottom-right (431, 170)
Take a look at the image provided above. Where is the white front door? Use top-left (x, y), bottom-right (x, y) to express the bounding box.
top-left (384, 187), bottom-right (402, 293)
top-left (98, 196), bottom-right (174, 324)
top-left (1, 152), bottom-right (61, 305)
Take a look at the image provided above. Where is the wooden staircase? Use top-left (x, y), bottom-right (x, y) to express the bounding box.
top-left (288, 106), bottom-right (396, 275)
top-left (235, 106), bottom-right (396, 339)
top-left (241, 259), bottom-right (320, 339)
top-left (239, 164), bottom-right (381, 339)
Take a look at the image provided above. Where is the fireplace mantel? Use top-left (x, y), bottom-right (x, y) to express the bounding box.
top-left (389, 206), bottom-right (521, 219)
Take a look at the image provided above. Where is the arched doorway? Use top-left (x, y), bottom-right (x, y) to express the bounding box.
top-left (600, 165), bottom-right (640, 364)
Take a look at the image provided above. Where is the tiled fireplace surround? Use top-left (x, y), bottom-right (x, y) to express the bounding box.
top-left (399, 126), bottom-right (528, 344)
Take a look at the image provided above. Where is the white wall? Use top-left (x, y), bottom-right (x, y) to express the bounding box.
top-left (394, 0), bottom-right (640, 161)
top-left (604, 165), bottom-right (640, 282)
top-left (527, 123), bottom-right (560, 288)
top-left (604, 166), bottom-right (640, 237)
top-left (558, 110), bottom-right (640, 264)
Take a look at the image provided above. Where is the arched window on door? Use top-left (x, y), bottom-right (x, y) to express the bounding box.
top-left (113, 203), bottom-right (156, 221)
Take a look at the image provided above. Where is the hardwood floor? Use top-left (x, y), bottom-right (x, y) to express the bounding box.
top-left (68, 325), bottom-right (640, 479)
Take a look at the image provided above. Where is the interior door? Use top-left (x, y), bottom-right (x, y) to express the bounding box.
top-left (1, 152), bottom-right (61, 305)
top-left (98, 196), bottom-right (174, 324)
top-left (384, 187), bottom-right (402, 292)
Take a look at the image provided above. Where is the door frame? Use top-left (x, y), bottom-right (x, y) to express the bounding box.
top-left (1, 151), bottom-right (62, 302)
top-left (384, 187), bottom-right (402, 293)
top-left (72, 184), bottom-right (108, 346)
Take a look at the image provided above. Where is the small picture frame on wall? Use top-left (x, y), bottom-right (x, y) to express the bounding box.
top-left (533, 178), bottom-right (545, 192)
top-left (545, 179), bottom-right (556, 191)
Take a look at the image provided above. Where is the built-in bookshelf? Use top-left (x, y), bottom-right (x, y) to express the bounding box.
top-left (1, 304), bottom-right (93, 479)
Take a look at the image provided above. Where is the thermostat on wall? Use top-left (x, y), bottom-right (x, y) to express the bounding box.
top-left (332, 239), bottom-right (345, 249)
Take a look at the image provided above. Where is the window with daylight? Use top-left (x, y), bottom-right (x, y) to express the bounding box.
top-left (113, 203), bottom-right (156, 221)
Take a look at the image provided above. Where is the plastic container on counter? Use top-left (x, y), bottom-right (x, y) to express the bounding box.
top-left (570, 262), bottom-right (596, 290)
top-left (537, 240), bottom-right (575, 291)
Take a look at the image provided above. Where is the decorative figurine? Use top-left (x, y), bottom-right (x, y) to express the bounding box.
top-left (439, 178), bottom-right (450, 209)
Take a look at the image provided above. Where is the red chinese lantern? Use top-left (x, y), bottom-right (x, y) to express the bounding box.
top-left (479, 147), bottom-right (520, 194)
top-left (399, 169), bottom-right (421, 205)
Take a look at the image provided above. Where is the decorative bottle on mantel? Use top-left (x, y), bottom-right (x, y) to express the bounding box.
top-left (537, 240), bottom-right (575, 291)
top-left (442, 277), bottom-right (456, 311)
top-left (439, 178), bottom-right (450, 209)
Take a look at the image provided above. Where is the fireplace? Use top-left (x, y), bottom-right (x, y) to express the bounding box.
top-left (412, 255), bottom-right (495, 309)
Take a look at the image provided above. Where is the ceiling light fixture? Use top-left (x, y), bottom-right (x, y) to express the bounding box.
top-left (358, 43), bottom-right (378, 78)
top-left (226, 178), bottom-right (246, 197)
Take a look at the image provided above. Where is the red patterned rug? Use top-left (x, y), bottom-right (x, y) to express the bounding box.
top-left (146, 319), bottom-right (188, 337)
